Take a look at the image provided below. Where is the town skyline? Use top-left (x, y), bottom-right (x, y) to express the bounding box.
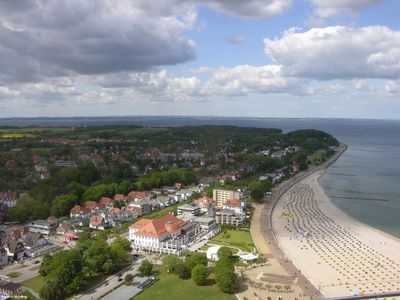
top-left (0, 0), bottom-right (399, 119)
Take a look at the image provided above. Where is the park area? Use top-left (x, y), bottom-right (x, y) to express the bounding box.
top-left (133, 267), bottom-right (235, 300)
top-left (209, 229), bottom-right (256, 252)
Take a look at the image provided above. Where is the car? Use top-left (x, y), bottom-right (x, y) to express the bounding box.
top-left (33, 260), bottom-right (40, 264)
top-left (117, 277), bottom-right (123, 282)
top-left (104, 282), bottom-right (109, 286)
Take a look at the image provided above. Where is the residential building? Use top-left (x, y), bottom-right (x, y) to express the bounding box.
top-left (28, 219), bottom-right (58, 235)
top-left (177, 203), bottom-right (201, 217)
top-left (215, 209), bottom-right (245, 226)
top-left (193, 216), bottom-right (219, 235)
top-left (23, 232), bottom-right (48, 257)
top-left (0, 191), bottom-right (18, 208)
top-left (70, 205), bottom-right (91, 219)
top-left (223, 198), bottom-right (245, 214)
top-left (89, 215), bottom-right (110, 230)
top-left (128, 201), bottom-right (152, 216)
top-left (213, 189), bottom-right (242, 208)
top-left (127, 191), bottom-right (150, 203)
top-left (83, 200), bottom-right (100, 212)
top-left (129, 214), bottom-right (200, 254)
top-left (5, 240), bottom-right (25, 261)
top-left (193, 196), bottom-right (214, 213)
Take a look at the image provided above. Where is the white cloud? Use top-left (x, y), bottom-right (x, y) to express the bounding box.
top-left (197, 0), bottom-right (291, 19)
top-left (0, 0), bottom-right (197, 83)
top-left (264, 26), bottom-right (400, 80)
top-left (310, 0), bottom-right (385, 18)
top-left (202, 65), bottom-right (308, 96)
top-left (385, 80), bottom-right (400, 95)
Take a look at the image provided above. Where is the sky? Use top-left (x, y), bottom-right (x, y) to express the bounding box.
top-left (0, 0), bottom-right (399, 119)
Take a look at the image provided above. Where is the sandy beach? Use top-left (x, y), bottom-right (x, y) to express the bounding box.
top-left (272, 170), bottom-right (400, 298)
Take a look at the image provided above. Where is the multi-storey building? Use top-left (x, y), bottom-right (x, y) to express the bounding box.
top-left (213, 189), bottom-right (242, 208)
top-left (129, 214), bottom-right (200, 254)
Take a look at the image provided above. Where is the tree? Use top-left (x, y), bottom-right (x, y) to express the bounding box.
top-left (185, 252), bottom-right (207, 271)
top-left (176, 261), bottom-right (191, 279)
top-left (125, 273), bottom-right (134, 284)
top-left (39, 253), bottom-right (53, 276)
top-left (110, 237), bottom-right (132, 267)
top-left (191, 264), bottom-right (208, 286)
top-left (216, 267), bottom-right (239, 293)
top-left (217, 247), bottom-right (235, 263)
top-left (51, 193), bottom-right (78, 217)
top-left (162, 254), bottom-right (181, 273)
top-left (250, 188), bottom-right (264, 203)
top-left (139, 259), bottom-right (153, 276)
top-left (39, 281), bottom-right (63, 300)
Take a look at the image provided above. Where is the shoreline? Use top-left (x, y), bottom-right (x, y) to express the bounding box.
top-left (249, 146), bottom-right (348, 299)
top-left (271, 148), bottom-right (400, 297)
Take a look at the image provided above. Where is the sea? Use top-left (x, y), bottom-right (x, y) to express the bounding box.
top-left (1, 116), bottom-right (399, 238)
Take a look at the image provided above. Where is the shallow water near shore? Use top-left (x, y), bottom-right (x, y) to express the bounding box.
top-left (2, 117), bottom-right (400, 238)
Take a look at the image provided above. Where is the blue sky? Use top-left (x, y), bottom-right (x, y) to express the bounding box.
top-left (0, 0), bottom-right (399, 119)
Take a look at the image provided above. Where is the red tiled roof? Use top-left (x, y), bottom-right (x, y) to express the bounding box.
top-left (225, 198), bottom-right (241, 207)
top-left (47, 215), bottom-right (57, 222)
top-left (130, 214), bottom-right (185, 238)
top-left (113, 193), bottom-right (126, 201)
top-left (70, 205), bottom-right (90, 214)
top-left (83, 201), bottom-right (99, 210)
top-left (99, 197), bottom-right (112, 207)
top-left (127, 191), bottom-right (149, 199)
top-left (194, 196), bottom-right (213, 208)
top-left (90, 215), bottom-right (104, 226)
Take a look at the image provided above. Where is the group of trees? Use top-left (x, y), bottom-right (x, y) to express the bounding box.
top-left (39, 232), bottom-right (131, 300)
top-left (161, 249), bottom-right (239, 294)
top-left (162, 252), bottom-right (209, 285)
top-left (214, 247), bottom-right (240, 293)
top-left (136, 168), bottom-right (196, 190)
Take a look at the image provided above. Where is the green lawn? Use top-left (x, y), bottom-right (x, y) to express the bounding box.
top-left (210, 229), bottom-right (255, 252)
top-left (22, 275), bottom-right (45, 293)
top-left (133, 267), bottom-right (235, 300)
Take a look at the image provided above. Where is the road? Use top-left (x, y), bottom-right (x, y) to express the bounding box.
top-left (74, 258), bottom-right (143, 300)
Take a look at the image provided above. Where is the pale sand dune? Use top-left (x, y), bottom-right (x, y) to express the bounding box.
top-left (272, 170), bottom-right (400, 298)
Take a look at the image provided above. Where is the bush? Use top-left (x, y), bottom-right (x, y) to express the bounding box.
top-left (138, 259), bottom-right (153, 276)
top-left (177, 261), bottom-right (191, 279)
top-left (191, 264), bottom-right (209, 286)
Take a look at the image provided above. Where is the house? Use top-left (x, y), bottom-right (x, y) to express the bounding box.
top-left (70, 205), bottom-right (91, 219)
top-left (47, 215), bottom-right (58, 225)
top-left (83, 200), bottom-right (100, 212)
top-left (292, 163), bottom-right (301, 173)
top-left (113, 193), bottom-right (127, 202)
top-left (23, 232), bottom-right (48, 257)
top-left (198, 177), bottom-right (216, 188)
top-left (128, 201), bottom-right (152, 216)
top-left (223, 198), bottom-right (245, 214)
top-left (177, 203), bottom-right (201, 217)
top-left (28, 219), bottom-right (58, 235)
top-left (89, 215), bottom-right (110, 230)
top-left (98, 197), bottom-right (113, 209)
top-left (5, 240), bottom-right (25, 261)
top-left (127, 191), bottom-right (150, 203)
top-left (215, 209), bottom-right (245, 227)
top-left (0, 191), bottom-right (18, 208)
top-left (129, 214), bottom-right (200, 254)
top-left (194, 196), bottom-right (214, 213)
